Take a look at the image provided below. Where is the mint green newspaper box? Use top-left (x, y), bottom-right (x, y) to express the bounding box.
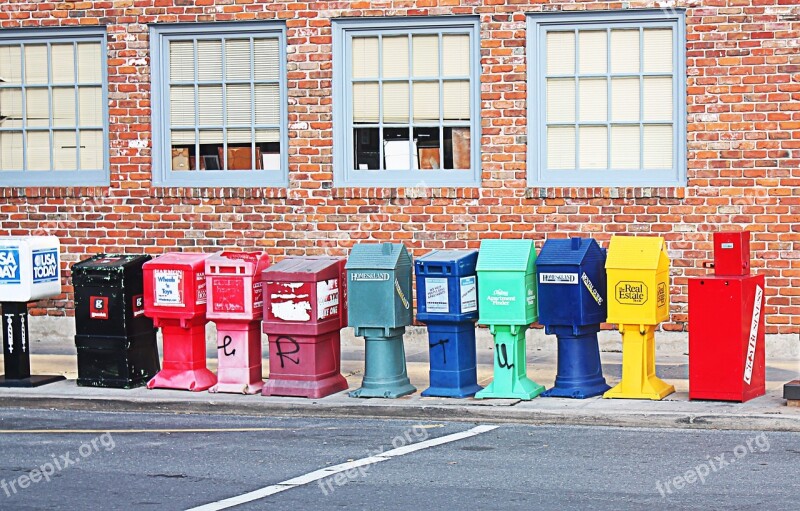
top-left (346, 243), bottom-right (416, 398)
top-left (474, 239), bottom-right (544, 400)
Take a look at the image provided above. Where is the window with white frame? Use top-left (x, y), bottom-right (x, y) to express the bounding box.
top-left (0, 28), bottom-right (108, 186)
top-left (527, 10), bottom-right (686, 187)
top-left (333, 17), bottom-right (481, 187)
top-left (150, 23), bottom-right (287, 187)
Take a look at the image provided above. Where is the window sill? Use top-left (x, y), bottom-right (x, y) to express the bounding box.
top-left (525, 187), bottom-right (687, 200)
top-left (332, 187), bottom-right (481, 200)
top-left (151, 187), bottom-right (288, 199)
top-left (0, 186), bottom-right (111, 199)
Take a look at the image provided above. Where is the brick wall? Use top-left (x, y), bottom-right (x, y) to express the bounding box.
top-left (0, 0), bottom-right (798, 334)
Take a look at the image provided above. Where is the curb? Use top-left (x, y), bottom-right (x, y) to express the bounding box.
top-left (3, 394), bottom-right (800, 433)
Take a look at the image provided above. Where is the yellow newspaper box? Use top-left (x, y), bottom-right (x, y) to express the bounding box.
top-left (606, 236), bottom-right (670, 326)
top-left (604, 235), bottom-right (674, 400)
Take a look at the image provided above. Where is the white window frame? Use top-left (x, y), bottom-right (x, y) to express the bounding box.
top-left (0, 27), bottom-right (109, 187)
top-left (150, 22), bottom-right (288, 187)
top-left (527, 9), bottom-right (687, 187)
top-left (332, 16), bottom-right (482, 188)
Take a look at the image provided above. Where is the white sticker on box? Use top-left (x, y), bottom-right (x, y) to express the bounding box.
top-left (154, 269), bottom-right (183, 306)
top-left (743, 285), bottom-right (763, 385)
top-left (317, 278), bottom-right (340, 320)
top-left (425, 278), bottom-right (449, 313)
top-left (539, 273), bottom-right (578, 284)
top-left (460, 276), bottom-right (477, 313)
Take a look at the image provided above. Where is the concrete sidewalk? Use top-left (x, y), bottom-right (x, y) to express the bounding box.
top-left (2, 325), bottom-right (799, 432)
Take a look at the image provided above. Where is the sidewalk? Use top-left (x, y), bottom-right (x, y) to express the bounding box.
top-left (2, 328), bottom-right (799, 432)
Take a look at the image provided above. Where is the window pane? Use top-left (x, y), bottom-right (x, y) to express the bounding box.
top-left (0, 88), bottom-right (23, 119)
top-left (254, 39), bottom-right (280, 80)
top-left (226, 84), bottom-right (252, 125)
top-left (26, 131), bottom-right (50, 170)
top-left (79, 130), bottom-right (103, 170)
top-left (579, 31), bottom-right (606, 74)
top-left (26, 88), bottom-right (49, 127)
top-left (611, 78), bottom-right (639, 122)
top-left (413, 81), bottom-right (438, 122)
top-left (412, 35), bottom-right (438, 77)
top-left (170, 41), bottom-right (195, 82)
top-left (644, 29), bottom-right (673, 73)
top-left (199, 40), bottom-right (223, 82)
top-left (611, 125), bottom-right (640, 169)
top-left (442, 34), bottom-right (470, 77)
top-left (170, 85), bottom-right (196, 126)
top-left (383, 82), bottom-right (409, 123)
top-left (51, 44), bottom-right (75, 83)
top-left (0, 131), bottom-right (23, 171)
top-left (352, 37), bottom-right (378, 79)
top-left (643, 125), bottom-right (672, 169)
top-left (382, 36), bottom-right (408, 78)
top-left (352, 82), bottom-right (378, 123)
top-left (171, 130), bottom-right (195, 145)
top-left (643, 77), bottom-right (673, 121)
top-left (443, 81), bottom-right (470, 121)
top-left (353, 127), bottom-right (379, 170)
top-left (384, 136), bottom-right (415, 170)
top-left (547, 126), bottom-right (575, 170)
top-left (415, 127), bottom-right (440, 169)
top-left (579, 78), bottom-right (607, 122)
top-left (25, 45), bottom-right (48, 85)
top-left (197, 85), bottom-right (223, 125)
top-left (77, 42), bottom-right (102, 83)
top-left (52, 87), bottom-right (76, 127)
top-left (610, 30), bottom-right (639, 74)
top-left (256, 128), bottom-right (279, 143)
top-left (225, 39), bottom-right (250, 81)
top-left (78, 86), bottom-right (103, 126)
top-left (449, 127), bottom-right (470, 170)
top-left (546, 31), bottom-right (574, 75)
top-left (198, 130), bottom-right (223, 144)
top-left (547, 78), bottom-right (575, 123)
top-left (54, 131), bottom-right (77, 171)
top-left (0, 46), bottom-right (22, 85)
top-left (255, 84), bottom-right (280, 125)
top-left (579, 126), bottom-right (607, 169)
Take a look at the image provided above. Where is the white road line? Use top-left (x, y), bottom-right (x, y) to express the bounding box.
top-left (185, 424), bottom-right (499, 511)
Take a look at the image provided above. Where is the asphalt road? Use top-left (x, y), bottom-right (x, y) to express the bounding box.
top-left (0, 409), bottom-right (797, 510)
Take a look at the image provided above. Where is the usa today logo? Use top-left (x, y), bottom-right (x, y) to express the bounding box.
top-left (32, 249), bottom-right (59, 284)
top-left (0, 249), bottom-right (21, 284)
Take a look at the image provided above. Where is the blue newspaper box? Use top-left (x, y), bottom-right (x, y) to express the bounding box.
top-left (415, 250), bottom-right (481, 398)
top-left (537, 237), bottom-right (610, 398)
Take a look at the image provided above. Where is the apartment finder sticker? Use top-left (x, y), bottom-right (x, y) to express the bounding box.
top-left (425, 278), bottom-right (449, 313)
top-left (154, 269), bottom-right (184, 306)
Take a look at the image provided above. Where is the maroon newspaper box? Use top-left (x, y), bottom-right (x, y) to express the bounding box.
top-left (261, 257), bottom-right (348, 398)
top-left (143, 252), bottom-right (216, 391)
top-left (206, 251), bottom-right (270, 394)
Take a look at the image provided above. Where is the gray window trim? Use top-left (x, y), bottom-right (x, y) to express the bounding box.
top-left (0, 27), bottom-right (109, 187)
top-left (150, 22), bottom-right (288, 188)
top-left (527, 9), bottom-right (687, 187)
top-left (332, 16), bottom-right (482, 188)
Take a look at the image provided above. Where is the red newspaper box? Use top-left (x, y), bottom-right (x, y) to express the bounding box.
top-left (205, 251), bottom-right (270, 394)
top-left (261, 256), bottom-right (348, 398)
top-left (689, 231), bottom-right (766, 402)
top-left (143, 252), bottom-right (216, 391)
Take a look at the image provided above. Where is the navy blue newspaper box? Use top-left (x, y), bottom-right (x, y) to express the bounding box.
top-left (415, 250), bottom-right (482, 398)
top-left (537, 237), bottom-right (607, 331)
top-left (537, 237), bottom-right (610, 399)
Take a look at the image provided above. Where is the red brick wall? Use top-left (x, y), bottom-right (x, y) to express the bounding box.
top-left (0, 0), bottom-right (798, 334)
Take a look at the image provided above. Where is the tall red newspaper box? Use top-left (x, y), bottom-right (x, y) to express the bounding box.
top-left (205, 251), bottom-right (270, 394)
top-left (143, 252), bottom-right (216, 391)
top-left (689, 231), bottom-right (766, 402)
top-left (261, 257), bottom-right (349, 398)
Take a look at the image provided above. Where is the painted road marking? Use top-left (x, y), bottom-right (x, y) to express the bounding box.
top-left (185, 424), bottom-right (499, 511)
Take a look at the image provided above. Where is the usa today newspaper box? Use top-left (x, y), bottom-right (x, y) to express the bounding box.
top-left (346, 243), bottom-right (416, 398)
top-left (415, 249), bottom-right (482, 398)
top-left (72, 254), bottom-right (160, 388)
top-left (536, 237), bottom-right (610, 399)
top-left (0, 236), bottom-right (65, 387)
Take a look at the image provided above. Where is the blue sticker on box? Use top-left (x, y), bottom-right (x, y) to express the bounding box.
top-left (32, 248), bottom-right (59, 284)
top-left (0, 247), bottom-right (21, 285)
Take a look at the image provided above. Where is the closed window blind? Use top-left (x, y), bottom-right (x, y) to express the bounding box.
top-left (0, 40), bottom-right (104, 173)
